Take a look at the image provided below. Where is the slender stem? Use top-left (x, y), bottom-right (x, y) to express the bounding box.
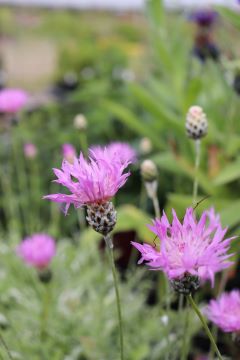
top-left (145, 181), bottom-right (160, 218)
top-left (187, 294), bottom-right (223, 360)
top-left (104, 235), bottom-right (124, 360)
top-left (193, 139), bottom-right (201, 205)
top-left (79, 132), bottom-right (88, 157)
top-left (152, 194), bottom-right (160, 219)
top-left (40, 283), bottom-right (51, 342)
top-left (0, 333), bottom-right (13, 360)
top-left (180, 304), bottom-right (190, 360)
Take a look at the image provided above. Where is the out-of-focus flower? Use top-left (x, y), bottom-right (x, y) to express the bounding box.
top-left (23, 143), bottom-right (37, 159)
top-left (17, 234), bottom-right (56, 270)
top-left (0, 88), bottom-right (28, 114)
top-left (205, 290), bottom-right (240, 333)
top-left (73, 114), bottom-right (87, 130)
top-left (62, 143), bottom-right (76, 164)
top-left (141, 160), bottom-right (158, 183)
top-left (190, 9), bottom-right (218, 27)
top-left (132, 208), bottom-right (234, 294)
top-left (91, 142), bottom-right (137, 166)
top-left (186, 105), bottom-right (208, 140)
top-left (44, 150), bottom-right (131, 216)
top-left (139, 137), bottom-right (152, 155)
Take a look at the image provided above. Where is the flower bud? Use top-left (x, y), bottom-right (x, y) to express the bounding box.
top-left (73, 114), bottom-right (87, 130)
top-left (186, 106), bottom-right (208, 140)
top-left (139, 137), bottom-right (152, 155)
top-left (141, 160), bottom-right (158, 182)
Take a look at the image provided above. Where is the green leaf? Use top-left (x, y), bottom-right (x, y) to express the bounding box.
top-left (214, 159), bottom-right (240, 186)
top-left (219, 200), bottom-right (240, 228)
top-left (103, 100), bottom-right (164, 150)
top-left (152, 152), bottom-right (216, 195)
top-left (129, 83), bottom-right (184, 134)
top-left (114, 205), bottom-right (153, 244)
top-left (217, 7), bottom-right (240, 31)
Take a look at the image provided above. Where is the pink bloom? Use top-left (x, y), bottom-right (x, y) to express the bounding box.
top-left (132, 208), bottom-right (234, 286)
top-left (24, 143), bottom-right (37, 159)
top-left (43, 150), bottom-right (130, 214)
top-left (62, 143), bottom-right (76, 164)
top-left (17, 233), bottom-right (56, 270)
top-left (205, 290), bottom-right (240, 332)
top-left (91, 142), bottom-right (137, 165)
top-left (0, 88), bottom-right (28, 114)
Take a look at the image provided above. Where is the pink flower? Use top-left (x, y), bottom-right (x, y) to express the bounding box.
top-left (43, 150), bottom-right (130, 214)
top-left (17, 233), bottom-right (56, 270)
top-left (91, 142), bottom-right (137, 166)
top-left (24, 143), bottom-right (37, 159)
top-left (62, 143), bottom-right (76, 164)
top-left (132, 208), bottom-right (234, 287)
top-left (205, 290), bottom-right (240, 332)
top-left (0, 88), bottom-right (28, 114)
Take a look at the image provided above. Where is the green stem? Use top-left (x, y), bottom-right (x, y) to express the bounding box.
top-left (187, 294), bottom-right (223, 360)
top-left (104, 235), bottom-right (124, 360)
top-left (40, 283), bottom-right (51, 342)
top-left (79, 132), bottom-right (88, 157)
top-left (180, 304), bottom-right (189, 360)
top-left (0, 333), bottom-right (13, 360)
top-left (152, 193), bottom-right (160, 219)
top-left (193, 139), bottom-right (201, 205)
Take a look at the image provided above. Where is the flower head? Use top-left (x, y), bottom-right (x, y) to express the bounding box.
top-left (0, 88), bottom-right (28, 114)
top-left (17, 233), bottom-right (56, 270)
top-left (132, 208), bottom-right (234, 287)
top-left (62, 143), bottom-right (76, 164)
top-left (205, 290), bottom-right (240, 333)
top-left (24, 143), bottom-right (37, 159)
top-left (91, 142), bottom-right (137, 166)
top-left (44, 150), bottom-right (131, 214)
top-left (186, 105), bottom-right (208, 140)
top-left (73, 113), bottom-right (87, 130)
top-left (190, 9), bottom-right (218, 27)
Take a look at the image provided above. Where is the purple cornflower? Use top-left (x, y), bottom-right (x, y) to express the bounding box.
top-left (17, 233), bottom-right (56, 270)
top-left (24, 143), bottom-right (38, 159)
top-left (132, 208), bottom-right (234, 292)
top-left (190, 9), bottom-right (218, 27)
top-left (205, 290), bottom-right (240, 333)
top-left (62, 143), bottom-right (76, 164)
top-left (0, 88), bottom-right (28, 114)
top-left (44, 150), bottom-right (131, 215)
top-left (91, 142), bottom-right (137, 166)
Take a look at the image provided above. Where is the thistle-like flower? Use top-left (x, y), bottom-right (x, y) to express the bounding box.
top-left (205, 290), bottom-right (240, 333)
top-left (17, 233), bottom-right (56, 270)
top-left (62, 143), bottom-right (76, 164)
top-left (44, 150), bottom-right (131, 235)
top-left (0, 88), bottom-right (28, 114)
top-left (132, 208), bottom-right (234, 294)
top-left (190, 9), bottom-right (218, 28)
top-left (91, 142), bottom-right (137, 166)
top-left (24, 143), bottom-right (38, 159)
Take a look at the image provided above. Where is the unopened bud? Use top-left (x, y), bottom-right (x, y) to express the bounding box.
top-left (139, 137), bottom-right (152, 155)
top-left (73, 114), bottom-right (87, 130)
top-left (141, 160), bottom-right (158, 182)
top-left (186, 106), bottom-right (208, 140)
